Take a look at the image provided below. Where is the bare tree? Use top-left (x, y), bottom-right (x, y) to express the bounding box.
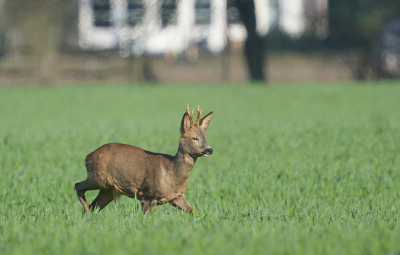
top-left (231, 0), bottom-right (266, 82)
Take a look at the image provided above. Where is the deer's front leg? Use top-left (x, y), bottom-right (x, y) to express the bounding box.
top-left (170, 195), bottom-right (193, 213)
top-left (141, 200), bottom-right (157, 214)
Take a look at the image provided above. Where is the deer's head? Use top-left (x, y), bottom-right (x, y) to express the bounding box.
top-left (179, 105), bottom-right (213, 158)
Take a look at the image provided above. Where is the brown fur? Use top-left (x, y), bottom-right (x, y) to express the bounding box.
top-left (75, 106), bottom-right (213, 214)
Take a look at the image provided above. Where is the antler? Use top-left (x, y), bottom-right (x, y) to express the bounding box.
top-left (187, 105), bottom-right (194, 126)
top-left (195, 105), bottom-right (202, 126)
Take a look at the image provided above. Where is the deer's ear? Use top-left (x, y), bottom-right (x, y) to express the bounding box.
top-left (180, 112), bottom-right (191, 134)
top-left (199, 111), bottom-right (213, 132)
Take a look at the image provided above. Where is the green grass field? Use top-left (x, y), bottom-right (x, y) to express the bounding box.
top-left (1, 82), bottom-right (400, 254)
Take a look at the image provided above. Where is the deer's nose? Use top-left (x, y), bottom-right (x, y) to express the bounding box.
top-left (203, 148), bottom-right (213, 155)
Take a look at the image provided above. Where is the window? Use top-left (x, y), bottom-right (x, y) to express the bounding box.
top-left (195, 0), bottom-right (211, 25)
top-left (93, 0), bottom-right (112, 27)
top-left (227, 6), bottom-right (241, 24)
top-left (161, 0), bottom-right (177, 27)
top-left (127, 0), bottom-right (145, 27)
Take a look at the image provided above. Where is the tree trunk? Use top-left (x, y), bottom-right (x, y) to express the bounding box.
top-left (234, 0), bottom-right (266, 82)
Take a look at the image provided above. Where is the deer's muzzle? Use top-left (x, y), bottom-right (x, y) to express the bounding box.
top-left (202, 148), bottom-right (213, 157)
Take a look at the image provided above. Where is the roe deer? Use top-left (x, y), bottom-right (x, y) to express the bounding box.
top-left (75, 105), bottom-right (213, 214)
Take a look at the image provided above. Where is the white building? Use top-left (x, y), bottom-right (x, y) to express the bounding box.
top-left (77, 0), bottom-right (327, 56)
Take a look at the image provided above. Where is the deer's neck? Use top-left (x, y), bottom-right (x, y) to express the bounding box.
top-left (173, 147), bottom-right (197, 182)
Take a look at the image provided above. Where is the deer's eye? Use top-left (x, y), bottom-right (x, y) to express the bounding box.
top-left (192, 137), bottom-right (199, 141)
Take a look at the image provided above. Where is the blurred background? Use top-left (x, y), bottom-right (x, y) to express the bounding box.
top-left (0, 0), bottom-right (399, 85)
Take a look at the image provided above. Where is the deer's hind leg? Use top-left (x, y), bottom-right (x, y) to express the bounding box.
top-left (75, 179), bottom-right (103, 214)
top-left (170, 195), bottom-right (193, 213)
top-left (89, 188), bottom-right (115, 212)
